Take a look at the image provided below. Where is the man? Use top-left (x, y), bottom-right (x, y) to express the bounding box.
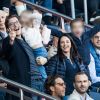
top-left (2, 15), bottom-right (45, 100)
top-left (0, 10), bottom-right (9, 100)
top-left (70, 18), bottom-right (100, 66)
top-left (44, 75), bottom-right (66, 100)
top-left (68, 72), bottom-right (93, 100)
top-left (88, 32), bottom-right (100, 92)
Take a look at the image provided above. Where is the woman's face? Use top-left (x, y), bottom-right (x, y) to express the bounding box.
top-left (60, 36), bottom-right (71, 53)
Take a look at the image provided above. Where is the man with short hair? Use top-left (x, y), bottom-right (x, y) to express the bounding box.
top-left (44, 75), bottom-right (66, 100)
top-left (0, 10), bottom-right (9, 100)
top-left (2, 15), bottom-right (45, 100)
top-left (88, 32), bottom-right (100, 91)
top-left (68, 72), bottom-right (93, 100)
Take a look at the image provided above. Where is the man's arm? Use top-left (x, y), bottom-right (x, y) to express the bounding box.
top-left (2, 30), bottom-right (16, 55)
top-left (84, 25), bottom-right (100, 41)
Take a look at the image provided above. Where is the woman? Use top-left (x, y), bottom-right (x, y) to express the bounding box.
top-left (46, 34), bottom-right (87, 95)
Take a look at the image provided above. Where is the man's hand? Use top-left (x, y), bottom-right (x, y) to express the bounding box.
top-left (36, 56), bottom-right (47, 65)
top-left (8, 28), bottom-right (16, 45)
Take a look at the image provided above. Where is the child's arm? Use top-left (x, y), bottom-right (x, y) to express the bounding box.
top-left (41, 25), bottom-right (51, 45)
top-left (84, 25), bottom-right (100, 41)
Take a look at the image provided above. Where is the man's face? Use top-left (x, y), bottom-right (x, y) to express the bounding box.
top-left (51, 78), bottom-right (66, 98)
top-left (8, 17), bottom-right (22, 36)
top-left (74, 74), bottom-right (89, 94)
top-left (0, 12), bottom-right (6, 29)
top-left (71, 21), bottom-right (84, 38)
top-left (92, 32), bottom-right (100, 49)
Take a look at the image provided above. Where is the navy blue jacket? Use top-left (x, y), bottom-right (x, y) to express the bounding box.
top-left (69, 25), bottom-right (100, 65)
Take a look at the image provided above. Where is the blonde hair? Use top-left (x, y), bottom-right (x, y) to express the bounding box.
top-left (20, 10), bottom-right (34, 28)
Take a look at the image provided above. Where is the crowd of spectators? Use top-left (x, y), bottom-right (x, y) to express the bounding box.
top-left (0, 0), bottom-right (100, 100)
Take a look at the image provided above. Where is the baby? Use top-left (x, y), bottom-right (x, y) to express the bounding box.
top-left (20, 10), bottom-right (51, 80)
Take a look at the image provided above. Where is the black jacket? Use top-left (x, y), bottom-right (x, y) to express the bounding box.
top-left (2, 37), bottom-right (37, 87)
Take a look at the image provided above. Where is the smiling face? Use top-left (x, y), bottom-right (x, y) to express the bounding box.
top-left (74, 74), bottom-right (89, 94)
top-left (60, 36), bottom-right (71, 54)
top-left (92, 32), bottom-right (100, 49)
top-left (8, 17), bottom-right (22, 36)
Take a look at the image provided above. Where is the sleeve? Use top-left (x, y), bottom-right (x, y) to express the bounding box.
top-left (2, 36), bottom-right (14, 56)
top-left (46, 55), bottom-right (57, 76)
top-left (42, 26), bottom-right (51, 45)
top-left (48, 46), bottom-right (57, 60)
top-left (83, 25), bottom-right (100, 41)
top-left (88, 54), bottom-right (100, 83)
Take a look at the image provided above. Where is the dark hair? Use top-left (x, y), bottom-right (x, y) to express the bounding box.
top-left (5, 14), bottom-right (19, 29)
top-left (74, 71), bottom-right (89, 82)
top-left (57, 33), bottom-right (81, 63)
top-left (44, 75), bottom-right (62, 95)
top-left (70, 18), bottom-right (84, 28)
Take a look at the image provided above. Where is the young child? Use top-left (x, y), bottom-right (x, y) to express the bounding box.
top-left (20, 10), bottom-right (51, 81)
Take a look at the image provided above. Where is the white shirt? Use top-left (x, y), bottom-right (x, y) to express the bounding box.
top-left (22, 27), bottom-right (43, 49)
top-left (68, 89), bottom-right (94, 100)
top-left (88, 54), bottom-right (100, 83)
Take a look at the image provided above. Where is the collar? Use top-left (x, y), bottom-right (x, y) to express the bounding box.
top-left (95, 48), bottom-right (100, 55)
top-left (73, 89), bottom-right (93, 100)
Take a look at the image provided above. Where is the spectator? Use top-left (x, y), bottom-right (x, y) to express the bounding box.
top-left (12, 1), bottom-right (27, 16)
top-left (2, 15), bottom-right (44, 100)
top-left (68, 72), bottom-right (93, 100)
top-left (0, 81), bottom-right (7, 100)
top-left (46, 34), bottom-right (88, 95)
top-left (0, 10), bottom-right (9, 100)
top-left (0, 10), bottom-right (8, 39)
top-left (44, 75), bottom-right (66, 100)
top-left (70, 18), bottom-right (100, 66)
top-left (88, 31), bottom-right (100, 92)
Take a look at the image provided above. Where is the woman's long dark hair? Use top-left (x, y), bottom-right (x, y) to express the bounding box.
top-left (57, 33), bottom-right (82, 63)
